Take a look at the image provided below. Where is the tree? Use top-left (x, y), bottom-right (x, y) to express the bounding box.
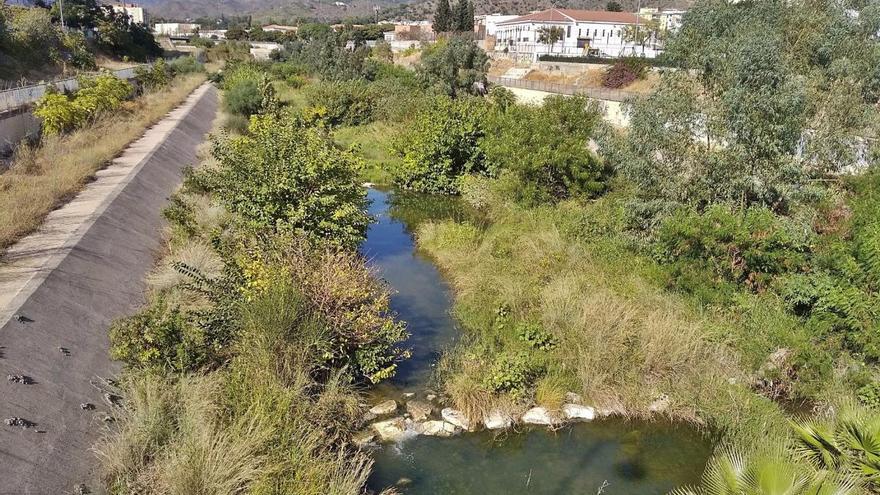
top-left (606, 1), bottom-right (623, 12)
top-left (225, 25), bottom-right (248, 40)
top-left (391, 95), bottom-right (487, 194)
top-left (451, 0), bottom-right (473, 33)
top-left (482, 94), bottom-right (609, 200)
top-left (205, 113), bottom-right (371, 249)
top-left (433, 0), bottom-right (452, 33)
top-left (416, 36), bottom-right (488, 97)
top-left (622, 17), bottom-right (662, 54)
top-left (537, 26), bottom-right (564, 54)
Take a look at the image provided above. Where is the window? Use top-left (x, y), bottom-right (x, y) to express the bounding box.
top-left (594, 29), bottom-right (597, 37)
top-left (602, 29), bottom-right (605, 37)
top-left (567, 25), bottom-right (571, 37)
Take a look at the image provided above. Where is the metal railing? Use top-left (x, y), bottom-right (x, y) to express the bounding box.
top-left (488, 76), bottom-right (639, 102)
top-left (0, 64), bottom-right (149, 114)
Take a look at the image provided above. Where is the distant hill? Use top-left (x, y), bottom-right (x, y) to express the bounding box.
top-left (134, 0), bottom-right (406, 23)
top-left (135, 0), bottom-right (695, 23)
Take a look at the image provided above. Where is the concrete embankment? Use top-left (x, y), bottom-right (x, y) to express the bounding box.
top-left (0, 83), bottom-right (217, 494)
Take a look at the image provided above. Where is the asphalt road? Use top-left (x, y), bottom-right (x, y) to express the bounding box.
top-left (0, 84), bottom-right (217, 494)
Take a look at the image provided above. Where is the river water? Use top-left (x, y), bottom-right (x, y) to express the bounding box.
top-left (360, 188), bottom-right (711, 494)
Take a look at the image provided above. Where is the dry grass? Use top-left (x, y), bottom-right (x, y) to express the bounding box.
top-left (0, 73), bottom-right (206, 252)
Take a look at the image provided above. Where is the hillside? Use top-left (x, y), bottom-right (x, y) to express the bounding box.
top-left (136, 0), bottom-right (693, 23)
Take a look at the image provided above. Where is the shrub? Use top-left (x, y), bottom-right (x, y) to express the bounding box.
top-left (34, 73), bottom-right (132, 134)
top-left (484, 351), bottom-right (539, 398)
top-left (168, 56), bottom-right (204, 75)
top-left (517, 322), bottom-right (557, 351)
top-left (391, 95), bottom-right (487, 194)
top-left (135, 59), bottom-right (171, 90)
top-left (200, 113), bottom-right (370, 249)
top-left (482, 94), bottom-right (609, 201)
top-left (417, 36), bottom-right (489, 97)
top-left (34, 91), bottom-right (81, 135)
top-left (656, 205), bottom-right (813, 291)
top-left (304, 79), bottom-right (377, 127)
top-left (109, 297), bottom-right (213, 372)
top-left (601, 57), bottom-right (648, 89)
top-left (223, 79), bottom-right (263, 117)
top-left (73, 73), bottom-right (133, 118)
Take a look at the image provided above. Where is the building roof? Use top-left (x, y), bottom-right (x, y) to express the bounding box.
top-left (497, 9), bottom-right (640, 25)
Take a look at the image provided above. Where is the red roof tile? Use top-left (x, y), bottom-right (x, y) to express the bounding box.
top-left (497, 8), bottom-right (639, 25)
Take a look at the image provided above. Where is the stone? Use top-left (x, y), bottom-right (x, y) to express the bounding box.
top-left (426, 393), bottom-right (438, 402)
top-left (417, 420), bottom-right (457, 437)
top-left (648, 394), bottom-right (670, 413)
top-left (521, 407), bottom-right (559, 426)
top-left (352, 430), bottom-right (376, 448)
top-left (402, 392), bottom-right (415, 399)
top-left (369, 399), bottom-right (397, 416)
top-left (564, 392), bottom-right (583, 404)
top-left (406, 400), bottom-right (433, 422)
top-left (441, 408), bottom-right (473, 431)
top-left (562, 403), bottom-right (596, 422)
top-left (371, 417), bottom-right (406, 442)
top-left (483, 410), bottom-right (514, 430)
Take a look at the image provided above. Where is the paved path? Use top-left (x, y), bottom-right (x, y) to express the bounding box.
top-left (0, 83), bottom-right (217, 494)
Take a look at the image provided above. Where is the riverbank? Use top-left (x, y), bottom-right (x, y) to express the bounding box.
top-left (0, 71), bottom-right (207, 252)
top-left (0, 83), bottom-right (217, 494)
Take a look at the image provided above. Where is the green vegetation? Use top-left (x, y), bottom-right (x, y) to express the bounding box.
top-left (0, 0), bottom-right (161, 80)
top-left (89, 1), bottom-right (880, 490)
top-left (98, 91), bottom-right (409, 491)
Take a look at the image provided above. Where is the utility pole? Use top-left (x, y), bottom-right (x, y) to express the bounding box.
top-left (635, 0), bottom-right (641, 56)
top-left (59, 0), bottom-right (66, 32)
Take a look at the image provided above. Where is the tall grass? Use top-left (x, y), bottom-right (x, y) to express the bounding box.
top-left (0, 73), bottom-right (206, 251)
top-left (418, 193), bottom-right (791, 447)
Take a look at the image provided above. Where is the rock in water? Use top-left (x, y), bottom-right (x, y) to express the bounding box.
top-left (369, 399), bottom-right (398, 416)
top-left (417, 420), bottom-right (457, 437)
top-left (371, 417), bottom-right (407, 442)
top-left (352, 430), bottom-right (377, 448)
top-left (441, 408), bottom-right (473, 431)
top-left (522, 407), bottom-right (559, 425)
top-left (483, 410), bottom-right (514, 429)
top-left (406, 400), bottom-right (433, 422)
top-left (564, 392), bottom-right (583, 404)
top-left (562, 404), bottom-right (596, 421)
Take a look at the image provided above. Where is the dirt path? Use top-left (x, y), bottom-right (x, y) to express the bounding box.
top-left (0, 83), bottom-right (217, 495)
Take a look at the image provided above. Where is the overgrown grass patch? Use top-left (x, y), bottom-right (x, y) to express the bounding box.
top-left (334, 121), bottom-right (405, 185)
top-left (419, 189), bottom-right (792, 447)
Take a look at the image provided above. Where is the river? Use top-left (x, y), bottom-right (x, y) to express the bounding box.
top-left (360, 188), bottom-right (711, 494)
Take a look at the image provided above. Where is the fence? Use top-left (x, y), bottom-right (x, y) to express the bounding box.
top-left (0, 65), bottom-right (148, 114)
top-left (488, 76), bottom-right (639, 102)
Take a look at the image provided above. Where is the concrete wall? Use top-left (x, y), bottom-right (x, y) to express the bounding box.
top-left (0, 65), bottom-right (147, 155)
top-left (504, 86), bottom-right (630, 128)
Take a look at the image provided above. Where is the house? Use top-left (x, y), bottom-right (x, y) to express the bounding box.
top-left (262, 24), bottom-right (298, 33)
top-left (153, 23), bottom-right (199, 36)
top-left (110, 3), bottom-right (147, 25)
top-left (384, 20), bottom-right (434, 41)
top-left (474, 14), bottom-right (519, 39)
top-left (494, 8), bottom-right (660, 60)
top-left (639, 7), bottom-right (687, 35)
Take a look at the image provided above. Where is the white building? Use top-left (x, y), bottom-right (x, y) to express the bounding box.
top-left (475, 14), bottom-right (519, 38)
top-left (153, 23), bottom-right (199, 36)
top-left (639, 7), bottom-right (687, 35)
top-left (495, 9), bottom-right (660, 60)
top-left (110, 3), bottom-right (147, 25)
